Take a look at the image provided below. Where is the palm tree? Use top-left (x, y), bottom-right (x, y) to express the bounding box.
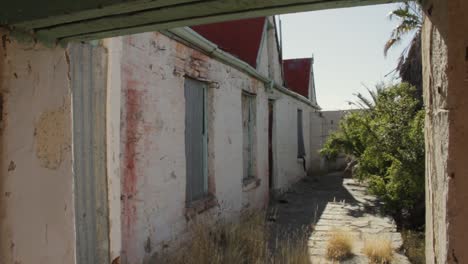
top-left (384, 1), bottom-right (423, 105)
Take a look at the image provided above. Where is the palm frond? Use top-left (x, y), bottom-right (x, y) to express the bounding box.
top-left (384, 1), bottom-right (423, 57)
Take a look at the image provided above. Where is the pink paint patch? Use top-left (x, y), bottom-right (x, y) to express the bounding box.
top-left (121, 63), bottom-right (148, 260)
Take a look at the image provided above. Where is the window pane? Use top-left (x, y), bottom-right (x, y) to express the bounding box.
top-left (185, 78), bottom-right (208, 202)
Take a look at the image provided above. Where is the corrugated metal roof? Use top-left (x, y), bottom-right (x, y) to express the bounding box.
top-left (192, 17), bottom-right (266, 68)
top-left (283, 58), bottom-right (312, 99)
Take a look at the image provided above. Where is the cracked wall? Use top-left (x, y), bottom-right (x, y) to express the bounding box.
top-left (116, 30), bottom-right (317, 263)
top-left (423, 0), bottom-right (468, 263)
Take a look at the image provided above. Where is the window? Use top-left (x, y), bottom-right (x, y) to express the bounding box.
top-left (185, 78), bottom-right (208, 203)
top-left (297, 109), bottom-right (305, 158)
top-left (242, 92), bottom-right (256, 181)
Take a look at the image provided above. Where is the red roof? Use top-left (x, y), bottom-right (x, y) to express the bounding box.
top-left (192, 17), bottom-right (266, 68)
top-left (283, 58), bottom-right (312, 98)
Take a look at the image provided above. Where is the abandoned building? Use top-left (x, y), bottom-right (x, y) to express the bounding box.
top-left (0, 0), bottom-right (466, 263)
top-left (1, 16), bottom-right (326, 264)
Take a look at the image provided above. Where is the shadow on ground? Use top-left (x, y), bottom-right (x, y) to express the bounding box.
top-left (267, 171), bottom-right (410, 264)
top-left (268, 171), bottom-right (359, 239)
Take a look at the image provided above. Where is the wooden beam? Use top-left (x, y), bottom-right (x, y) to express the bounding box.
top-left (3, 0), bottom-right (199, 27)
top-left (8, 0), bottom-right (397, 42)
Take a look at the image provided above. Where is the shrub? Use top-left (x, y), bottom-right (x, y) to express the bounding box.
top-left (320, 83), bottom-right (425, 227)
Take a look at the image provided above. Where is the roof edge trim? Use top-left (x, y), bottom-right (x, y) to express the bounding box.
top-left (163, 27), bottom-right (320, 109)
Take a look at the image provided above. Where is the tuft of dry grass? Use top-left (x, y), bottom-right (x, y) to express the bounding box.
top-left (363, 238), bottom-right (394, 264)
top-left (326, 229), bottom-right (353, 261)
top-left (157, 211), bottom-right (309, 264)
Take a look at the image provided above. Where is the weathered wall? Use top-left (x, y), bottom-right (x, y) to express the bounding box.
top-left (270, 94), bottom-right (312, 189)
top-left (321, 110), bottom-right (346, 137)
top-left (256, 21), bottom-right (269, 78)
top-left (117, 32), bottom-right (270, 263)
top-left (266, 17), bottom-right (284, 85)
top-left (423, 0), bottom-right (468, 263)
top-left (116, 30), bottom-right (317, 263)
top-left (261, 17), bottom-right (317, 189)
top-left (0, 31), bottom-right (76, 264)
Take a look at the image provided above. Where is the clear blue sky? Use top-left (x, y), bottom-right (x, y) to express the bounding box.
top-left (279, 3), bottom-right (413, 110)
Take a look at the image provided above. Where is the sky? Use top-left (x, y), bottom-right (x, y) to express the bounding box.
top-left (279, 3), bottom-right (413, 110)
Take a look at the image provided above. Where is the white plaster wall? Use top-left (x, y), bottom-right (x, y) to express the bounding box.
top-left (309, 64), bottom-right (318, 105)
top-left (271, 94), bottom-right (312, 190)
top-left (118, 33), bottom-right (188, 264)
top-left (0, 33), bottom-right (76, 264)
top-left (256, 21), bottom-right (269, 77)
top-left (116, 29), bottom-right (319, 263)
top-left (118, 32), bottom-right (271, 264)
top-left (266, 17), bottom-right (284, 85)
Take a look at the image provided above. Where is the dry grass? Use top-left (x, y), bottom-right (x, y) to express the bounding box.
top-left (156, 211), bottom-right (310, 264)
top-left (272, 234), bottom-right (310, 264)
top-left (326, 229), bottom-right (353, 261)
top-left (363, 238), bottom-right (394, 264)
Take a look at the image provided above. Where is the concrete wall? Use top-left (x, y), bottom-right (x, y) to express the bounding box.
top-left (0, 32), bottom-right (76, 264)
top-left (313, 110), bottom-right (348, 171)
top-left (423, 0), bottom-right (468, 262)
top-left (321, 110), bottom-right (346, 135)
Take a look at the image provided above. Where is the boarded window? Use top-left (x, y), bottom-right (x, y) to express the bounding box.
top-left (297, 109), bottom-right (305, 158)
top-left (185, 78), bottom-right (208, 203)
top-left (242, 92), bottom-right (256, 180)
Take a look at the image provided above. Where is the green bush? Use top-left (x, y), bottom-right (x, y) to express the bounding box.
top-left (320, 83), bottom-right (425, 227)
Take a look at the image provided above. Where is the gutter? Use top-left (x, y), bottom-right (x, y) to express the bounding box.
top-left (162, 27), bottom-right (321, 110)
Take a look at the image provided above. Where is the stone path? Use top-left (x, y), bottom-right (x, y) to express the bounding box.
top-left (269, 172), bottom-right (410, 263)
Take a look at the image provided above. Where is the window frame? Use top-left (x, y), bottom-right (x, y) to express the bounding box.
top-left (242, 91), bottom-right (257, 183)
top-left (184, 78), bottom-right (209, 204)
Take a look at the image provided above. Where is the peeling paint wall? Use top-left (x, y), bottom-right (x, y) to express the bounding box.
top-left (117, 32), bottom-right (269, 263)
top-left (0, 30), bottom-right (75, 264)
top-left (118, 33), bottom-right (190, 264)
top-left (114, 29), bottom-right (317, 263)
